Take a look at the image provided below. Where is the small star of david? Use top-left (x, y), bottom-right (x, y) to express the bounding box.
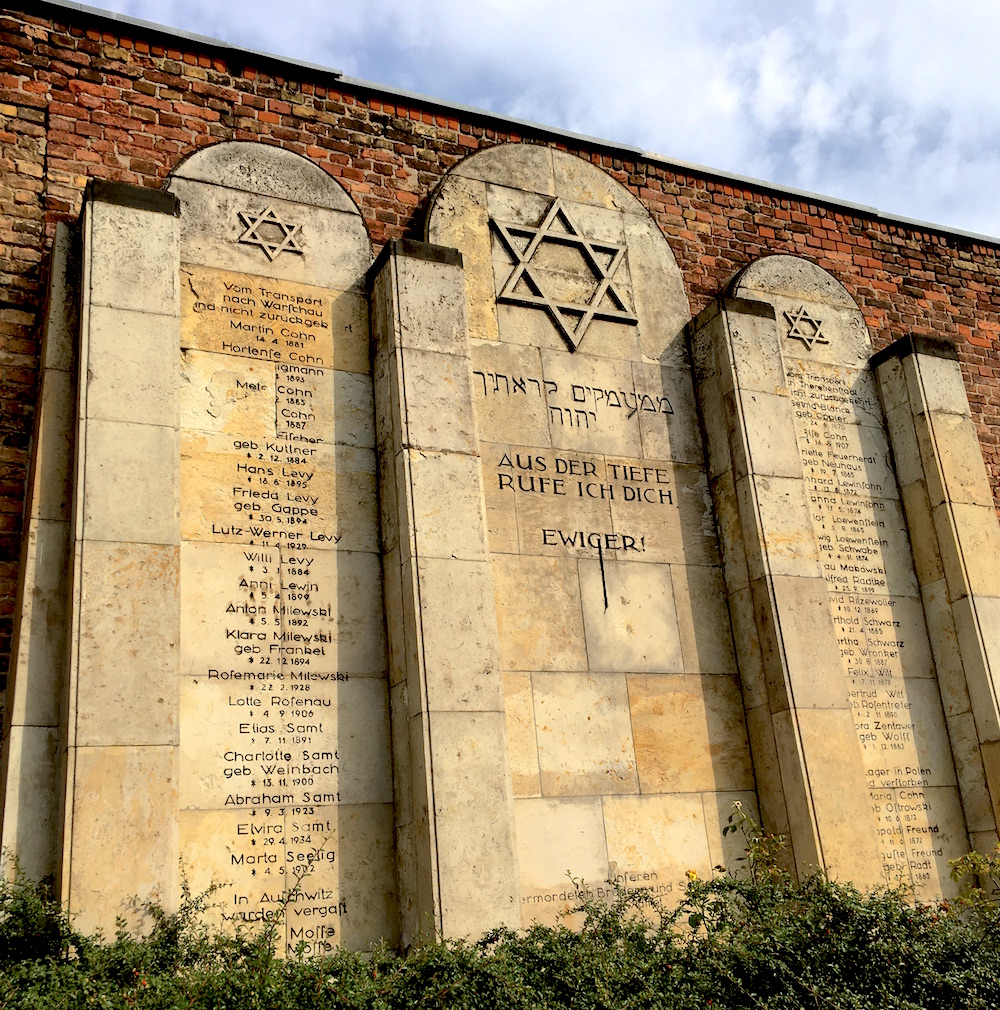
top-left (237, 206), bottom-right (303, 261)
top-left (784, 306), bottom-right (828, 350)
top-left (490, 198), bottom-right (636, 352)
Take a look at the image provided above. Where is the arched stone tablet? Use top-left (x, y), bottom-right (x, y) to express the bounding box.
top-left (692, 252), bottom-right (975, 897)
top-left (419, 145), bottom-right (756, 927)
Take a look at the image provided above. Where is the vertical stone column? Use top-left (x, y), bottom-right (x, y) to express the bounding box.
top-left (874, 335), bottom-right (1000, 853)
top-left (691, 296), bottom-right (883, 883)
top-left (0, 223), bottom-right (79, 882)
top-left (61, 183), bottom-right (181, 929)
top-left (370, 239), bottom-right (519, 943)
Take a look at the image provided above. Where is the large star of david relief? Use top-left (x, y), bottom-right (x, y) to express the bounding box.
top-left (237, 206), bottom-right (304, 260)
top-left (490, 197), bottom-right (637, 351)
top-left (784, 305), bottom-right (828, 350)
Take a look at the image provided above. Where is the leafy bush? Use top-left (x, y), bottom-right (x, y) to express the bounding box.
top-left (3, 817), bottom-right (1000, 1009)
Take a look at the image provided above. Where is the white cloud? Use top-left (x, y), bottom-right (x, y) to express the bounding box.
top-left (76, 0), bottom-right (1000, 234)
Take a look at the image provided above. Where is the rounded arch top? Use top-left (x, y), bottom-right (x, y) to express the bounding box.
top-left (426, 143), bottom-right (689, 363)
top-left (166, 140), bottom-right (371, 291)
top-left (169, 140), bottom-right (362, 216)
top-left (730, 254), bottom-right (857, 311)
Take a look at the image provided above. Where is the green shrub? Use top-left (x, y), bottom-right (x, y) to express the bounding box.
top-left (3, 817), bottom-right (1000, 1009)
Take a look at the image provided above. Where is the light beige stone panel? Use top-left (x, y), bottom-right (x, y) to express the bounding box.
top-left (735, 391), bottom-right (802, 480)
top-left (609, 461), bottom-right (718, 566)
top-left (726, 305), bottom-right (785, 395)
top-left (703, 792), bottom-right (764, 875)
top-left (900, 479), bottom-right (944, 586)
top-left (180, 350), bottom-right (275, 436)
top-left (728, 585), bottom-right (767, 709)
top-left (603, 793), bottom-right (713, 902)
top-left (426, 711), bottom-right (520, 934)
top-left (884, 403), bottom-right (924, 490)
top-left (710, 470), bottom-right (750, 593)
top-left (539, 351), bottom-right (641, 457)
top-left (82, 420), bottom-right (179, 545)
top-left (183, 542), bottom-right (384, 676)
top-left (26, 367), bottom-right (75, 522)
top-left (172, 142), bottom-right (361, 213)
top-left (579, 558), bottom-right (683, 673)
top-left (66, 745), bottom-right (179, 933)
top-left (514, 796), bottom-right (607, 927)
top-left (495, 300), bottom-right (578, 355)
top-left (756, 575), bottom-right (845, 710)
top-left (669, 564), bottom-right (735, 676)
top-left (394, 254), bottom-right (467, 354)
top-left (179, 803), bottom-right (398, 952)
top-left (785, 707), bottom-right (884, 885)
top-left (916, 353), bottom-right (974, 417)
top-left (629, 674), bottom-right (754, 794)
top-left (493, 554), bottom-right (587, 672)
top-left (86, 201), bottom-right (180, 314)
top-left (920, 578), bottom-right (970, 716)
top-left (947, 709), bottom-right (995, 833)
top-left (480, 443), bottom-right (520, 554)
top-left (179, 675), bottom-right (391, 809)
top-left (902, 786), bottom-right (966, 900)
top-left (455, 145), bottom-right (556, 194)
top-left (413, 556), bottom-right (503, 713)
top-left (469, 341), bottom-right (550, 446)
top-left (503, 672), bottom-right (541, 797)
top-left (425, 174), bottom-right (499, 344)
top-left (9, 520), bottom-right (71, 726)
top-left (938, 502), bottom-right (1000, 597)
top-left (744, 704), bottom-right (791, 838)
top-left (86, 306), bottom-right (179, 427)
top-left (398, 347), bottom-right (476, 454)
top-left (751, 476), bottom-right (822, 577)
top-left (513, 459), bottom-right (613, 560)
top-left (924, 411), bottom-right (997, 506)
top-left (407, 450), bottom-right (487, 562)
top-left (76, 541), bottom-right (179, 746)
top-left (953, 595), bottom-right (1000, 742)
top-left (301, 802), bottom-right (399, 951)
top-left (169, 179), bottom-right (371, 293)
top-left (874, 354), bottom-right (909, 415)
top-left (180, 435), bottom-right (378, 553)
top-left (39, 222), bottom-right (79, 373)
top-left (622, 213), bottom-right (690, 367)
top-left (0, 726), bottom-right (60, 881)
top-left (532, 672), bottom-right (638, 796)
top-left (633, 361), bottom-right (703, 465)
top-left (774, 301), bottom-right (871, 370)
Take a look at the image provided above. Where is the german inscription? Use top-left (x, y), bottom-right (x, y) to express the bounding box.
top-left (787, 356), bottom-right (965, 895)
top-left (179, 264), bottom-right (389, 952)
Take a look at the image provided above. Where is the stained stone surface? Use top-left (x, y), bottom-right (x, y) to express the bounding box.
top-left (427, 145), bottom-right (755, 927)
top-left (166, 146), bottom-right (396, 953)
top-left (695, 256), bottom-right (973, 897)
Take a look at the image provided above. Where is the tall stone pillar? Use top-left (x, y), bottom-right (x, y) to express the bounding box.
top-left (61, 183), bottom-right (183, 928)
top-left (874, 335), bottom-right (1000, 854)
top-left (0, 224), bottom-right (79, 884)
top-left (370, 239), bottom-right (520, 944)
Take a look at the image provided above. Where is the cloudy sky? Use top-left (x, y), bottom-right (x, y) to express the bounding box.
top-left (81, 0), bottom-right (1000, 237)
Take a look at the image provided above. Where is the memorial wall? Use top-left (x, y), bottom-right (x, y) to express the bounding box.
top-left (2, 6), bottom-right (1000, 952)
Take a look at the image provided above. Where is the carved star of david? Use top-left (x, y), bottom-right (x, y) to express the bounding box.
top-left (784, 306), bottom-right (828, 350)
top-left (490, 197), bottom-right (636, 352)
top-left (237, 206), bottom-right (303, 260)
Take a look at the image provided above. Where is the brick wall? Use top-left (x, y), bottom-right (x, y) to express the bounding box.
top-left (1, 3), bottom-right (999, 690)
